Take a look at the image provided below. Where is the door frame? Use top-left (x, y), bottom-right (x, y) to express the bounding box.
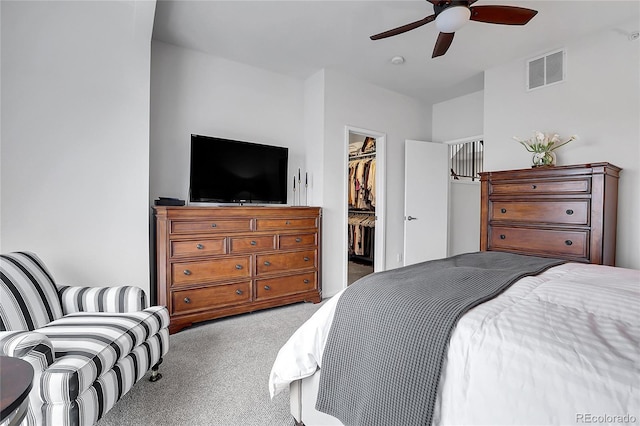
top-left (343, 125), bottom-right (387, 287)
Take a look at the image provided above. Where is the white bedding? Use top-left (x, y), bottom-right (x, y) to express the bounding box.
top-left (269, 262), bottom-right (640, 425)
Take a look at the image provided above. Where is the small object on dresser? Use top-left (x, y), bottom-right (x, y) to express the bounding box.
top-left (154, 197), bottom-right (185, 206)
top-left (513, 131), bottom-right (578, 167)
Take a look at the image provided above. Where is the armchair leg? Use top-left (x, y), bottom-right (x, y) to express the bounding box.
top-left (149, 357), bottom-right (163, 382)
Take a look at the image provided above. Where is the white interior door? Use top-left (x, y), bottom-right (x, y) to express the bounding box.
top-left (403, 140), bottom-right (449, 266)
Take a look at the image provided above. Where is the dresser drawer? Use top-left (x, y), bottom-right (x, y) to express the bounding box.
top-left (170, 238), bottom-right (226, 258)
top-left (229, 235), bottom-right (276, 253)
top-left (255, 272), bottom-right (317, 300)
top-left (489, 226), bottom-right (588, 259)
top-left (255, 217), bottom-right (317, 231)
top-left (171, 256), bottom-right (251, 286)
top-left (172, 282), bottom-right (251, 314)
top-left (279, 233), bottom-right (317, 249)
top-left (491, 201), bottom-right (589, 225)
top-left (256, 250), bottom-right (316, 275)
top-left (170, 219), bottom-right (252, 235)
top-left (491, 178), bottom-right (590, 195)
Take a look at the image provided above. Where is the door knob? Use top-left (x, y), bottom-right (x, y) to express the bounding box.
top-left (407, 216), bottom-right (418, 221)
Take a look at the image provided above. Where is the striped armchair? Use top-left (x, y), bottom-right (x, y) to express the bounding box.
top-left (0, 252), bottom-right (169, 426)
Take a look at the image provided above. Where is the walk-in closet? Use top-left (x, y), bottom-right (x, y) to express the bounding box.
top-left (348, 133), bottom-right (377, 284)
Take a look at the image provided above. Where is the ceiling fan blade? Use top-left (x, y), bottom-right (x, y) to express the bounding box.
top-left (432, 32), bottom-right (455, 58)
top-left (469, 5), bottom-right (538, 25)
top-left (370, 15), bottom-right (435, 40)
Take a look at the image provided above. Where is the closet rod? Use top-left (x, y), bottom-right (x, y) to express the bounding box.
top-left (349, 152), bottom-right (376, 160)
top-left (349, 210), bottom-right (376, 214)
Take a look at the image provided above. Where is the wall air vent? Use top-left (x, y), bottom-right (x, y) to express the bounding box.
top-left (527, 49), bottom-right (565, 91)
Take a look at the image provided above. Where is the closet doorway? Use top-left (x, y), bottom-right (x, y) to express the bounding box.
top-left (346, 127), bottom-right (386, 285)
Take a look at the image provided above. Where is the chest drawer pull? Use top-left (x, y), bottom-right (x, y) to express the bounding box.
top-left (303, 279), bottom-right (310, 284)
top-left (286, 220), bottom-right (291, 225)
top-left (304, 256), bottom-right (310, 261)
top-left (211, 223), bottom-right (217, 228)
top-left (196, 244), bottom-right (204, 250)
top-left (183, 297), bottom-right (191, 304)
top-left (566, 209), bottom-right (574, 215)
top-left (295, 237), bottom-right (302, 243)
top-left (235, 264), bottom-right (243, 270)
top-left (264, 285), bottom-right (271, 291)
top-left (500, 234), bottom-right (506, 240)
top-left (532, 185), bottom-right (537, 189)
top-left (500, 208), bottom-right (507, 214)
top-left (565, 240), bottom-right (573, 246)
top-left (264, 261), bottom-right (271, 266)
top-left (183, 269), bottom-right (192, 275)
top-left (235, 289), bottom-right (243, 295)
top-left (250, 240), bottom-right (257, 246)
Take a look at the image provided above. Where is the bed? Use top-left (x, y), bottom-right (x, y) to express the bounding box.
top-left (269, 164), bottom-right (638, 425)
top-left (269, 256), bottom-right (639, 425)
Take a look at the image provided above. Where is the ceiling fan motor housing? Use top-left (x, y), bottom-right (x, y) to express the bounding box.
top-left (433, 0), bottom-right (470, 17)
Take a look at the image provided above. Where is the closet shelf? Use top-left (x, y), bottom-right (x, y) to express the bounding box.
top-left (349, 152), bottom-right (377, 160)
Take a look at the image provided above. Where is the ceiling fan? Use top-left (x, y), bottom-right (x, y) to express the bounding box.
top-left (370, 0), bottom-right (538, 58)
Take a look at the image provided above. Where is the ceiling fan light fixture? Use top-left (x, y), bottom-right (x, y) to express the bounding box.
top-left (435, 6), bottom-right (471, 33)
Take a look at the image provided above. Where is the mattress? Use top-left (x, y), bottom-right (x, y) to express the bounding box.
top-left (269, 262), bottom-right (640, 425)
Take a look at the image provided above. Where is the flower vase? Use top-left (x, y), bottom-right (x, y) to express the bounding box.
top-left (532, 151), bottom-right (556, 167)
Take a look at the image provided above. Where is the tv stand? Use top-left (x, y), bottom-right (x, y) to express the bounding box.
top-left (154, 205), bottom-right (322, 333)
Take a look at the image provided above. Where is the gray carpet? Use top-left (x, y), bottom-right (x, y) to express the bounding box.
top-left (348, 261), bottom-right (373, 285)
top-left (97, 300), bottom-right (324, 426)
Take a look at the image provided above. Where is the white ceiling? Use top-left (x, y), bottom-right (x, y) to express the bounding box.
top-left (152, 0), bottom-right (640, 105)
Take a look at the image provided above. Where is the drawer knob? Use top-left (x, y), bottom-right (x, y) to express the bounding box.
top-left (264, 285), bottom-right (271, 291)
top-left (500, 234), bottom-right (506, 240)
top-left (500, 208), bottom-right (507, 214)
top-left (295, 237), bottom-right (302, 243)
top-left (211, 223), bottom-right (217, 228)
top-left (183, 297), bottom-right (191, 304)
top-left (235, 289), bottom-right (243, 295)
top-left (303, 279), bottom-right (310, 284)
top-left (566, 209), bottom-right (574, 215)
top-left (286, 221), bottom-right (291, 225)
top-left (235, 264), bottom-right (243, 270)
top-left (264, 261), bottom-right (271, 266)
top-left (183, 269), bottom-right (192, 275)
top-left (565, 240), bottom-right (573, 246)
top-left (303, 256), bottom-right (310, 261)
top-left (196, 244), bottom-right (204, 250)
top-left (532, 185), bottom-right (537, 189)
top-left (250, 240), bottom-right (257, 246)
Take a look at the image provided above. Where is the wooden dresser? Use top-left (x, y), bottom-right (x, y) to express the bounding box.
top-left (480, 163), bottom-right (621, 265)
top-left (154, 206), bottom-right (322, 333)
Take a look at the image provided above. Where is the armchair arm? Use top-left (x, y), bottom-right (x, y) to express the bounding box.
top-left (0, 330), bottom-right (55, 371)
top-left (58, 285), bottom-right (148, 314)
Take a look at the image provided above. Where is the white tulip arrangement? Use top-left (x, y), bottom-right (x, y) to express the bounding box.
top-left (513, 131), bottom-right (579, 166)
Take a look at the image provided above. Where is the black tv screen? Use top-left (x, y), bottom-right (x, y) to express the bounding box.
top-left (189, 135), bottom-right (288, 204)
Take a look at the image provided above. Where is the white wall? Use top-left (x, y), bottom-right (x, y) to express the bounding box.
top-left (432, 90), bottom-right (484, 143)
top-left (321, 69), bottom-right (432, 297)
top-left (149, 41), bottom-right (305, 203)
top-left (303, 70), bottom-right (326, 207)
top-left (1, 1), bottom-right (156, 291)
top-left (484, 20), bottom-right (640, 269)
top-left (433, 91), bottom-right (484, 256)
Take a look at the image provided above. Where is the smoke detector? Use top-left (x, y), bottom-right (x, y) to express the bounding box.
top-left (391, 56), bottom-right (405, 65)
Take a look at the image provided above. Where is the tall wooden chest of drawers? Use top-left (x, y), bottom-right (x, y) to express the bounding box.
top-left (480, 163), bottom-right (620, 265)
top-left (154, 206), bottom-right (322, 333)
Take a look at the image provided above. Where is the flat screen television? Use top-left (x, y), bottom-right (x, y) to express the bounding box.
top-left (189, 134), bottom-right (288, 204)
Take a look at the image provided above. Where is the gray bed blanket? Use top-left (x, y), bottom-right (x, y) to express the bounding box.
top-left (315, 251), bottom-right (565, 426)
